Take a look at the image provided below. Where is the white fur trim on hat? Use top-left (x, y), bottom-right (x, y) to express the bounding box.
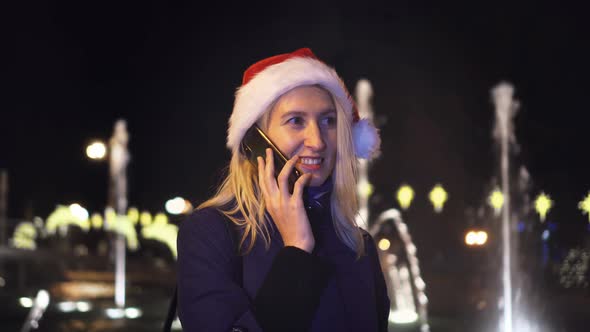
top-left (352, 118), bottom-right (381, 159)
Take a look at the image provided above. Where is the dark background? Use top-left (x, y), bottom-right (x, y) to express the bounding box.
top-left (3, 2), bottom-right (589, 262)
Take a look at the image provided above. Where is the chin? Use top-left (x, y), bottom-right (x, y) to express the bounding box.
top-left (308, 174), bottom-right (328, 187)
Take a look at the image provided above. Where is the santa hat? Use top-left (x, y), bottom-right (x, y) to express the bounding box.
top-left (227, 48), bottom-right (380, 159)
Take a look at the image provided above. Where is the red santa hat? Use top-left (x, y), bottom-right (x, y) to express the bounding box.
top-left (227, 48), bottom-right (380, 159)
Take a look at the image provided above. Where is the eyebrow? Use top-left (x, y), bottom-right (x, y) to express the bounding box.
top-left (280, 109), bottom-right (336, 119)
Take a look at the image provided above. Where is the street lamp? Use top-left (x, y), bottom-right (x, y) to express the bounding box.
top-left (165, 197), bottom-right (193, 215)
top-left (429, 184), bottom-right (448, 213)
top-left (86, 141), bottom-right (107, 160)
top-left (465, 230), bottom-right (488, 246)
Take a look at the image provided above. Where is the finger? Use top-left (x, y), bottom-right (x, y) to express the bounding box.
top-left (265, 148), bottom-right (278, 194)
top-left (292, 173), bottom-right (312, 201)
top-left (257, 156), bottom-right (270, 199)
top-left (277, 155), bottom-right (299, 196)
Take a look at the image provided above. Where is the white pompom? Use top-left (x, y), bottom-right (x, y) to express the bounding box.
top-left (352, 119), bottom-right (381, 159)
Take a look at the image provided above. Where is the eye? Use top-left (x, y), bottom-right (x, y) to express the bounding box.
top-left (286, 116), bottom-right (304, 126)
top-left (321, 115), bottom-right (336, 127)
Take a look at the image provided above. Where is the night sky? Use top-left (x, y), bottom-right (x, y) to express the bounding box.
top-left (4, 2), bottom-right (589, 258)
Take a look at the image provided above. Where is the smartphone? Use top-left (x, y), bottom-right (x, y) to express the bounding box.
top-left (241, 125), bottom-right (302, 193)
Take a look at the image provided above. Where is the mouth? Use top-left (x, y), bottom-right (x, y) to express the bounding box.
top-left (297, 157), bottom-right (323, 171)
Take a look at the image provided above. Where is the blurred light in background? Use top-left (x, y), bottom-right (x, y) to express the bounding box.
top-left (105, 207), bottom-right (116, 225)
top-left (69, 203), bottom-right (89, 221)
top-left (127, 207), bottom-right (140, 225)
top-left (105, 308), bottom-right (125, 319)
top-left (20, 297), bottom-right (34, 308)
top-left (465, 230), bottom-right (488, 246)
top-left (140, 211), bottom-right (152, 227)
top-left (11, 222), bottom-right (37, 249)
top-left (57, 301), bottom-right (76, 313)
top-left (165, 197), bottom-right (194, 214)
top-left (396, 185), bottom-right (414, 210)
top-left (165, 197), bottom-right (187, 215)
top-left (378, 238), bottom-right (391, 251)
top-left (579, 192), bottom-right (590, 221)
top-left (534, 192), bottom-right (553, 222)
top-left (488, 188), bottom-right (504, 216)
top-left (35, 289), bottom-right (50, 310)
top-left (91, 213), bottom-right (103, 229)
top-left (154, 213), bottom-right (168, 225)
top-left (56, 300), bottom-right (91, 313)
top-left (125, 307), bottom-right (143, 319)
top-left (389, 309), bottom-right (419, 324)
top-left (357, 180), bottom-right (374, 199)
top-left (104, 307), bottom-right (143, 319)
top-left (559, 249), bottom-right (590, 289)
top-left (172, 317), bottom-right (183, 330)
top-left (54, 281), bottom-right (114, 299)
top-left (142, 216), bottom-right (179, 258)
top-left (429, 184), bottom-right (448, 213)
top-left (76, 301), bottom-right (92, 312)
top-left (517, 221), bottom-right (526, 233)
top-left (86, 141), bottom-right (107, 160)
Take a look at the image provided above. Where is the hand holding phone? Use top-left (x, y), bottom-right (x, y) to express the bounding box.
top-left (242, 125), bottom-right (315, 252)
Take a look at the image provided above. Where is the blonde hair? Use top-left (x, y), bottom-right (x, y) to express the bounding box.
top-left (197, 85), bottom-right (365, 256)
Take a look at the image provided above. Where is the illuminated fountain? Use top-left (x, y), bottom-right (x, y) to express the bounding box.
top-left (491, 82), bottom-right (518, 332)
top-left (355, 79), bottom-right (430, 331)
top-left (491, 82), bottom-right (548, 332)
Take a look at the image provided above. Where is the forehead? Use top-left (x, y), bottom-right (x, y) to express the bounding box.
top-left (271, 85), bottom-right (336, 116)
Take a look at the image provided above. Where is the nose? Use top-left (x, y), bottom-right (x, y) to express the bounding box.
top-left (303, 122), bottom-right (326, 151)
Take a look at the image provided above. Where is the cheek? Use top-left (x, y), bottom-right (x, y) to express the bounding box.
top-left (327, 133), bottom-right (337, 156)
top-left (272, 132), bottom-right (301, 157)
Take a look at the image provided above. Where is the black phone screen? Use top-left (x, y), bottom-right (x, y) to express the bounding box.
top-left (241, 125), bottom-right (302, 193)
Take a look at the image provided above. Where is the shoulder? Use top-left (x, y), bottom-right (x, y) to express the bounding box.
top-left (178, 207), bottom-right (235, 250)
top-left (180, 207), bottom-right (228, 232)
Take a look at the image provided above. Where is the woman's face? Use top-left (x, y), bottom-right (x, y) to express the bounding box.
top-left (266, 85), bottom-right (337, 187)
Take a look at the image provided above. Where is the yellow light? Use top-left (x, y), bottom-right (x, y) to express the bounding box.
top-left (140, 211), bottom-right (152, 227)
top-left (378, 238), bottom-right (391, 251)
top-left (579, 192), bottom-right (590, 222)
top-left (534, 192), bottom-right (553, 222)
top-left (429, 184), bottom-right (448, 213)
top-left (11, 222), bottom-right (37, 250)
top-left (127, 207), bottom-right (139, 225)
top-left (46, 205), bottom-right (91, 234)
top-left (86, 141), bottom-right (106, 160)
top-left (396, 185), bottom-right (415, 210)
top-left (105, 207), bottom-right (116, 226)
top-left (488, 189), bottom-right (504, 215)
top-left (358, 181), bottom-right (374, 198)
top-left (105, 215), bottom-right (138, 250)
top-left (91, 213), bottom-right (103, 229)
top-left (142, 221), bottom-right (179, 258)
top-left (154, 213), bottom-right (169, 225)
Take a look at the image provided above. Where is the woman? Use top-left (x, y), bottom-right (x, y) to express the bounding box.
top-left (177, 48), bottom-right (389, 332)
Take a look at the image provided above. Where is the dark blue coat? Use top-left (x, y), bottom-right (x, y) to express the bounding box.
top-left (177, 188), bottom-right (390, 332)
